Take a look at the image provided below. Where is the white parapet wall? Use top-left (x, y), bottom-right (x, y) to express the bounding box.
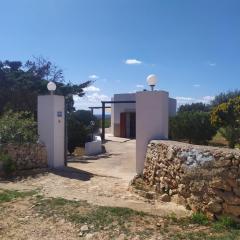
top-left (38, 95), bottom-right (65, 168)
top-left (136, 91), bottom-right (169, 174)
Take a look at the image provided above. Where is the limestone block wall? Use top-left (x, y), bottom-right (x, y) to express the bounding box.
top-left (1, 143), bottom-right (47, 170)
top-left (142, 140), bottom-right (240, 220)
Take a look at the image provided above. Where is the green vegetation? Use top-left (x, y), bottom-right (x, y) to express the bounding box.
top-left (67, 110), bottom-right (99, 154)
top-left (191, 212), bottom-right (209, 225)
top-left (35, 196), bottom-right (145, 231)
top-left (0, 151), bottom-right (15, 175)
top-left (69, 206), bottom-right (144, 230)
top-left (178, 103), bottom-right (211, 113)
top-left (171, 231), bottom-right (240, 240)
top-left (171, 90), bottom-right (240, 148)
top-left (169, 111), bottom-right (216, 144)
top-left (0, 110), bottom-right (37, 144)
top-left (0, 58), bottom-right (91, 115)
top-left (0, 189), bottom-right (36, 203)
top-left (211, 96), bottom-right (240, 148)
top-left (211, 90), bottom-right (240, 107)
top-left (0, 58), bottom-right (93, 154)
top-left (213, 216), bottom-right (240, 230)
top-left (1, 193), bottom-right (240, 239)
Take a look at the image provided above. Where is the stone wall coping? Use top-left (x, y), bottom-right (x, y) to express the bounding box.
top-left (150, 140), bottom-right (240, 154)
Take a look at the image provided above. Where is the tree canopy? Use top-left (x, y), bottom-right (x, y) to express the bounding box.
top-left (211, 96), bottom-right (240, 148)
top-left (169, 111), bottom-right (216, 144)
top-left (0, 58), bottom-right (91, 115)
top-left (211, 90), bottom-right (240, 107)
top-left (178, 102), bottom-right (211, 113)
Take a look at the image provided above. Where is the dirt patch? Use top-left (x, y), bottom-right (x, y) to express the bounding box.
top-left (0, 196), bottom-right (78, 240)
top-left (1, 190), bottom-right (240, 240)
top-left (0, 169), bottom-right (189, 218)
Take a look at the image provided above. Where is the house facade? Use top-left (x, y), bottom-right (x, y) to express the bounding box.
top-left (111, 92), bottom-right (177, 138)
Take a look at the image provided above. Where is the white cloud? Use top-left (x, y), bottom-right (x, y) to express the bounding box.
top-left (136, 84), bottom-right (144, 88)
top-left (88, 74), bottom-right (99, 79)
top-left (202, 96), bottom-right (214, 102)
top-left (193, 84), bottom-right (200, 88)
top-left (83, 86), bottom-right (100, 92)
top-left (175, 95), bottom-right (215, 107)
top-left (175, 97), bottom-right (195, 105)
top-left (87, 92), bottom-right (109, 103)
top-left (207, 61), bottom-right (216, 67)
top-left (125, 59), bottom-right (142, 65)
top-left (74, 93), bottom-right (110, 110)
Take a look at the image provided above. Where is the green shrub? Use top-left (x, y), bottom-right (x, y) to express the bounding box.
top-left (213, 216), bottom-right (240, 230)
top-left (169, 111), bottom-right (216, 144)
top-left (67, 115), bottom-right (89, 155)
top-left (191, 212), bottom-right (209, 225)
top-left (0, 151), bottom-right (15, 175)
top-left (0, 110), bottom-right (38, 144)
top-left (0, 189), bottom-right (35, 203)
top-left (211, 96), bottom-right (240, 148)
top-left (67, 110), bottom-right (99, 155)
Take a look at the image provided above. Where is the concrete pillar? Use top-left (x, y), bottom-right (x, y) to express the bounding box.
top-left (38, 95), bottom-right (65, 168)
top-left (136, 91), bottom-right (169, 174)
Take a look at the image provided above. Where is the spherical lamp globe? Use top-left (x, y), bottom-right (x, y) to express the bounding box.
top-left (146, 74), bottom-right (157, 91)
top-left (47, 81), bottom-right (56, 94)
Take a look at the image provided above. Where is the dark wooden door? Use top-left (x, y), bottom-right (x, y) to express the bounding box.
top-left (120, 112), bottom-right (126, 138)
top-left (129, 112), bottom-right (136, 138)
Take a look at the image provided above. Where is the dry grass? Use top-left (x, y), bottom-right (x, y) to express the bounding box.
top-left (73, 147), bottom-right (85, 157)
top-left (209, 132), bottom-right (228, 147)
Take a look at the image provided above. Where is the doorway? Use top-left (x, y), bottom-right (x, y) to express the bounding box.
top-left (120, 112), bottom-right (136, 138)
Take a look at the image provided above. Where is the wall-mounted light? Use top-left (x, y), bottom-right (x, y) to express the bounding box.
top-left (47, 81), bottom-right (57, 95)
top-left (146, 74), bottom-right (157, 91)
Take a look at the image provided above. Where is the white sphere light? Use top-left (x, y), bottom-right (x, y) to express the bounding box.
top-left (47, 81), bottom-right (56, 92)
top-left (146, 74), bottom-right (157, 91)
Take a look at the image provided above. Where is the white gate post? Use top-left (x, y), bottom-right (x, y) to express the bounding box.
top-left (38, 95), bottom-right (65, 168)
top-left (136, 91), bottom-right (169, 174)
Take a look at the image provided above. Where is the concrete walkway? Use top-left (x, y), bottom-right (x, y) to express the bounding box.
top-left (69, 136), bottom-right (136, 181)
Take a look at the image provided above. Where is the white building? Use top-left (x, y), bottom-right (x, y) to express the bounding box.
top-left (111, 92), bottom-right (176, 138)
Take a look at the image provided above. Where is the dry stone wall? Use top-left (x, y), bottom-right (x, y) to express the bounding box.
top-left (0, 143), bottom-right (47, 171)
top-left (142, 140), bottom-right (240, 220)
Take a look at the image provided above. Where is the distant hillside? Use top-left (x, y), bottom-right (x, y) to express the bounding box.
top-left (94, 114), bottom-right (111, 120)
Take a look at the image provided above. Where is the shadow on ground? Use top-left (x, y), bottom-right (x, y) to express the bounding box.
top-left (0, 165), bottom-right (120, 183)
top-left (67, 153), bottom-right (121, 163)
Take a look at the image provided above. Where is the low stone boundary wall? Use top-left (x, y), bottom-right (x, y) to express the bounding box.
top-left (0, 143), bottom-right (47, 171)
top-left (142, 140), bottom-right (240, 220)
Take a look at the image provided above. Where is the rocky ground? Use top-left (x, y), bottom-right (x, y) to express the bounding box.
top-left (1, 188), bottom-right (240, 240)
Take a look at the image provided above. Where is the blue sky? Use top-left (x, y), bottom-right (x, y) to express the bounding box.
top-left (0, 0), bottom-right (240, 109)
